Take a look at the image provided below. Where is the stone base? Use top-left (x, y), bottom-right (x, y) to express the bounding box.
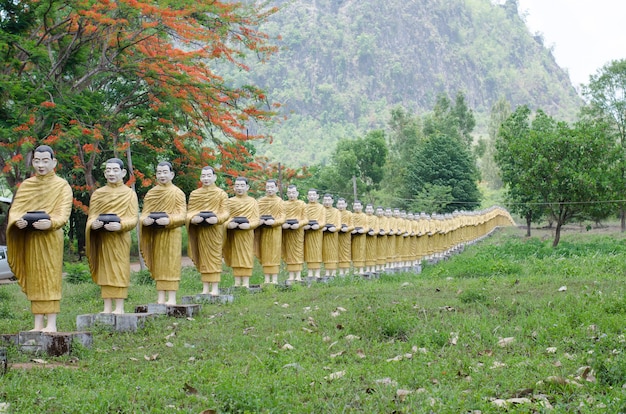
top-left (181, 294), bottom-right (234, 305)
top-left (76, 312), bottom-right (155, 332)
top-left (1, 331), bottom-right (92, 356)
top-left (134, 303), bottom-right (201, 318)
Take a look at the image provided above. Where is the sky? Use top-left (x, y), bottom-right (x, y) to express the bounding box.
top-left (516, 0), bottom-right (626, 88)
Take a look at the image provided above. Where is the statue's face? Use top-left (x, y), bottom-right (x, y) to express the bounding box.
top-left (105, 162), bottom-right (126, 184)
top-left (265, 181), bottom-right (278, 196)
top-left (365, 205), bottom-right (374, 215)
top-left (234, 179), bottom-right (249, 196)
top-left (385, 208), bottom-right (392, 217)
top-left (337, 199), bottom-right (347, 210)
top-left (394, 209), bottom-right (400, 218)
top-left (287, 187), bottom-right (299, 200)
top-left (156, 165), bottom-right (174, 184)
top-left (376, 207), bottom-right (383, 217)
top-left (407, 213), bottom-right (414, 220)
top-left (200, 168), bottom-right (216, 186)
top-left (307, 191), bottom-right (318, 202)
top-left (323, 196), bottom-right (333, 208)
top-left (32, 151), bottom-right (57, 176)
top-left (353, 202), bottom-right (363, 213)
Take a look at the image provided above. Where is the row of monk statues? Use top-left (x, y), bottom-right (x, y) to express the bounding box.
top-left (6, 146), bottom-right (514, 332)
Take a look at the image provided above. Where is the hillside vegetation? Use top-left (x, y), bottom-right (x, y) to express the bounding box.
top-left (234, 0), bottom-right (582, 165)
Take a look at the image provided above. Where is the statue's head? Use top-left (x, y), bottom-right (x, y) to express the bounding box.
top-left (307, 189), bottom-right (319, 203)
top-left (32, 145), bottom-right (57, 176)
top-left (323, 193), bottom-right (334, 208)
top-left (234, 177), bottom-right (249, 196)
top-left (265, 179), bottom-right (278, 196)
top-left (200, 166), bottom-right (217, 186)
top-left (287, 185), bottom-right (299, 201)
top-left (105, 158), bottom-right (126, 184)
top-left (156, 161), bottom-right (174, 184)
top-left (353, 200), bottom-right (363, 213)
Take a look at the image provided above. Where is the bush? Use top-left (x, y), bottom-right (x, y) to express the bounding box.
top-left (132, 269), bottom-right (154, 286)
top-left (64, 261), bottom-right (91, 284)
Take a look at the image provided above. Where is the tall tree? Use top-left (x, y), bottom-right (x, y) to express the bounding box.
top-left (0, 0), bottom-right (279, 197)
top-left (481, 97), bottom-right (511, 190)
top-left (496, 107), bottom-right (618, 246)
top-left (582, 59), bottom-right (626, 230)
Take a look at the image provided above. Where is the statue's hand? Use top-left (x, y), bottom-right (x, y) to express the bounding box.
top-left (227, 221), bottom-right (238, 229)
top-left (104, 222), bottom-right (122, 232)
top-left (311, 224), bottom-right (320, 230)
top-left (238, 222), bottom-right (251, 230)
top-left (191, 215), bottom-right (204, 224)
top-left (291, 223), bottom-right (300, 230)
top-left (92, 220), bottom-right (104, 230)
top-left (156, 217), bottom-right (170, 226)
top-left (15, 218), bottom-right (28, 229)
top-left (265, 219), bottom-right (275, 226)
top-left (143, 217), bottom-right (155, 226)
top-left (282, 223), bottom-right (290, 229)
top-left (32, 219), bottom-right (52, 230)
top-left (206, 216), bottom-right (218, 225)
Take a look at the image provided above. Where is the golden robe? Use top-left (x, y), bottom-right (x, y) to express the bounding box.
top-left (304, 202), bottom-right (325, 270)
top-left (7, 171), bottom-right (72, 314)
top-left (186, 184), bottom-right (229, 283)
top-left (223, 195), bottom-right (259, 277)
top-left (350, 211), bottom-right (368, 268)
top-left (140, 182), bottom-right (187, 291)
top-left (86, 182), bottom-right (138, 299)
top-left (282, 199), bottom-right (307, 272)
top-left (338, 209), bottom-right (353, 269)
top-left (376, 215), bottom-right (389, 266)
top-left (255, 195), bottom-right (285, 274)
top-left (365, 214), bottom-right (378, 267)
top-left (322, 206), bottom-right (340, 270)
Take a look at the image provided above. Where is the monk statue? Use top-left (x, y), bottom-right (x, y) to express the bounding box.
top-left (255, 179), bottom-right (285, 284)
top-left (281, 185), bottom-right (307, 282)
top-left (303, 189), bottom-right (325, 279)
top-left (375, 206), bottom-right (388, 272)
top-left (321, 194), bottom-right (340, 277)
top-left (140, 161), bottom-right (187, 305)
top-left (223, 177), bottom-right (260, 288)
top-left (350, 200), bottom-right (367, 275)
top-left (86, 158), bottom-right (139, 314)
top-left (364, 204), bottom-right (378, 274)
top-left (336, 198), bottom-right (353, 276)
top-left (186, 166), bottom-right (229, 296)
top-left (7, 145), bottom-right (73, 332)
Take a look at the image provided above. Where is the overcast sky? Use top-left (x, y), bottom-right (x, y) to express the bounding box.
top-left (517, 0), bottom-right (626, 88)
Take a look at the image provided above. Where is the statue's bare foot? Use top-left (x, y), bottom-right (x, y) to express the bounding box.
top-left (41, 326), bottom-right (57, 333)
top-left (165, 300), bottom-right (176, 305)
top-left (112, 309), bottom-right (124, 315)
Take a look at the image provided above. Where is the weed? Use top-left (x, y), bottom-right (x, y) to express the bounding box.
top-left (64, 261), bottom-right (91, 284)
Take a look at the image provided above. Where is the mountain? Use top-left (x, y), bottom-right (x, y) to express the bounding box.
top-left (237, 0), bottom-right (582, 166)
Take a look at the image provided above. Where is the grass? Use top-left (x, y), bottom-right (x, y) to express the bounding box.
top-left (1, 226), bottom-right (626, 412)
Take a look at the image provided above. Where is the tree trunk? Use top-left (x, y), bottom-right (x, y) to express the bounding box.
top-left (621, 206), bottom-right (625, 232)
top-left (525, 213), bottom-right (531, 237)
top-left (552, 221), bottom-right (562, 247)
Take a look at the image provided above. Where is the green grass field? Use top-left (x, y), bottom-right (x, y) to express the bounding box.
top-left (1, 226), bottom-right (626, 413)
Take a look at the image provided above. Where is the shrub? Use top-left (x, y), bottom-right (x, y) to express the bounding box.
top-left (64, 261), bottom-right (91, 284)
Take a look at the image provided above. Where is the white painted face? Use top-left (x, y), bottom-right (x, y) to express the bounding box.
top-left (365, 205), bottom-right (374, 215)
top-left (32, 151), bottom-right (57, 176)
top-left (307, 190), bottom-right (318, 203)
top-left (353, 202), bottom-right (363, 213)
top-left (105, 162), bottom-right (126, 184)
top-left (384, 208), bottom-right (392, 217)
top-left (265, 181), bottom-right (278, 196)
top-left (156, 164), bottom-right (174, 184)
top-left (200, 168), bottom-right (216, 186)
top-left (287, 186), bottom-right (299, 201)
top-left (337, 199), bottom-right (347, 210)
top-left (234, 179), bottom-right (249, 196)
top-left (323, 196), bottom-right (333, 208)
top-left (376, 207), bottom-right (384, 217)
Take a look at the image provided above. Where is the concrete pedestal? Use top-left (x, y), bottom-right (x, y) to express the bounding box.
top-left (1, 331), bottom-right (92, 356)
top-left (76, 312), bottom-right (155, 332)
top-left (134, 303), bottom-right (201, 318)
top-left (181, 294), bottom-right (234, 305)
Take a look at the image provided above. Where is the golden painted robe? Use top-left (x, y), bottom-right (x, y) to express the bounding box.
top-left (304, 202), bottom-right (326, 270)
top-left (322, 206), bottom-right (340, 270)
top-left (376, 215), bottom-right (389, 266)
top-left (7, 171), bottom-right (72, 314)
top-left (255, 195), bottom-right (285, 274)
top-left (186, 184), bottom-right (229, 283)
top-left (223, 195), bottom-right (259, 277)
top-left (350, 212), bottom-right (368, 267)
top-left (86, 182), bottom-right (138, 298)
top-left (282, 199), bottom-right (307, 272)
top-left (365, 214), bottom-right (378, 267)
top-left (338, 209), bottom-right (353, 269)
top-left (140, 182), bottom-right (187, 290)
